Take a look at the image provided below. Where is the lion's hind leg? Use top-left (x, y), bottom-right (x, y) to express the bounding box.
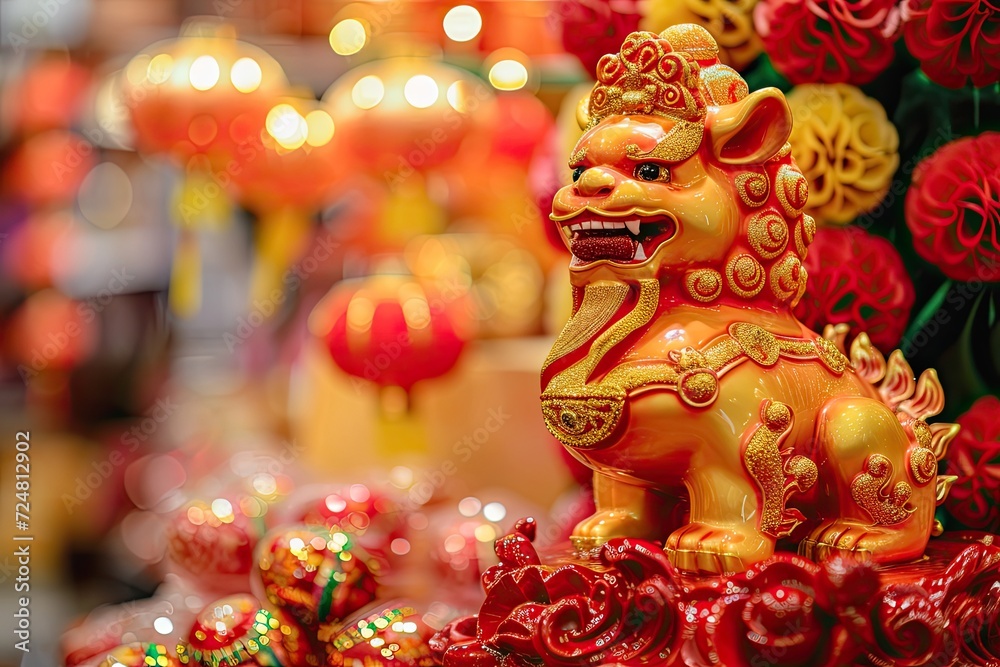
top-left (799, 397), bottom-right (935, 564)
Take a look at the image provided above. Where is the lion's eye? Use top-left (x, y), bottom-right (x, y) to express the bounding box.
top-left (635, 163), bottom-right (669, 182)
top-left (572, 166), bottom-right (586, 182)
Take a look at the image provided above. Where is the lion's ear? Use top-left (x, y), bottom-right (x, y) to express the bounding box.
top-left (707, 88), bottom-right (791, 165)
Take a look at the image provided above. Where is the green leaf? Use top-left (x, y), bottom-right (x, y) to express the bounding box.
top-left (902, 280), bottom-right (951, 345)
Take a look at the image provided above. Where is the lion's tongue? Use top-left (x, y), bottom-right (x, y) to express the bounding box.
top-left (571, 234), bottom-right (637, 262)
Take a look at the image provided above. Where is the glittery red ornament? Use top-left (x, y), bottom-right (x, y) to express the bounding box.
top-left (77, 644), bottom-right (181, 667)
top-left (795, 226), bottom-right (915, 350)
top-left (253, 525), bottom-right (379, 629)
top-left (903, 0), bottom-right (1000, 89)
top-left (754, 0), bottom-right (903, 84)
top-left (945, 395), bottom-right (1000, 531)
top-left (558, 0), bottom-right (642, 76)
top-left (289, 484), bottom-right (409, 571)
top-left (166, 497), bottom-right (263, 594)
top-left (177, 595), bottom-right (294, 667)
top-left (321, 601), bottom-right (436, 666)
top-left (906, 132), bottom-right (1000, 282)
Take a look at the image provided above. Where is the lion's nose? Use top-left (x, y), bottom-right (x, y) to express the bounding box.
top-left (574, 168), bottom-right (617, 197)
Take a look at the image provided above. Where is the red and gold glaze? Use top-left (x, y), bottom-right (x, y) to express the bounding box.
top-left (541, 25), bottom-right (957, 574)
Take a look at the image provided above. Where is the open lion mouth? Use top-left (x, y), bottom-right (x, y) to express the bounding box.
top-left (557, 213), bottom-right (677, 264)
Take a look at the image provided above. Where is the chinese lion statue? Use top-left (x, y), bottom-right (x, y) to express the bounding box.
top-left (540, 24), bottom-right (958, 574)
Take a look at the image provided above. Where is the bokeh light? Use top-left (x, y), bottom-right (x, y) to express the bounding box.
top-left (330, 18), bottom-right (368, 55)
top-left (443, 6), bottom-right (483, 42)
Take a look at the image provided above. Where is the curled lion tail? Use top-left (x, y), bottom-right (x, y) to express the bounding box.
top-left (822, 326), bottom-right (960, 511)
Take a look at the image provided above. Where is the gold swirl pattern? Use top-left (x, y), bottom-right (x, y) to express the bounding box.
top-left (684, 268), bottom-right (723, 302)
top-left (794, 214), bottom-right (816, 257)
top-left (786, 84), bottom-right (899, 226)
top-left (747, 209), bottom-right (789, 258)
top-left (851, 454), bottom-right (915, 525)
top-left (909, 446), bottom-right (938, 486)
top-left (588, 30), bottom-right (707, 129)
top-left (769, 253), bottom-right (803, 301)
top-left (726, 253), bottom-right (766, 298)
top-left (775, 164), bottom-right (809, 218)
top-left (735, 171), bottom-right (770, 208)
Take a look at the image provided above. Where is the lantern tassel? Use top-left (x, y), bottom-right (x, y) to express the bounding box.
top-left (250, 207), bottom-right (312, 310)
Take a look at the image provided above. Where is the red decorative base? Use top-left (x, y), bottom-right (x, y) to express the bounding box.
top-left (430, 518), bottom-right (1000, 666)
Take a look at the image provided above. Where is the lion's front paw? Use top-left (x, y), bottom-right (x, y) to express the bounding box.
top-left (799, 520), bottom-right (926, 563)
top-left (664, 522), bottom-right (772, 574)
top-left (570, 509), bottom-right (659, 552)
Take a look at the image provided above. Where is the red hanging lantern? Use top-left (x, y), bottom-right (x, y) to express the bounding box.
top-left (3, 56), bottom-right (91, 134)
top-left (2, 130), bottom-right (96, 206)
top-left (226, 93), bottom-right (349, 305)
top-left (120, 17), bottom-right (289, 317)
top-left (322, 57), bottom-right (494, 176)
top-left (2, 210), bottom-right (78, 290)
top-left (121, 17), bottom-right (288, 170)
top-left (316, 270), bottom-right (467, 396)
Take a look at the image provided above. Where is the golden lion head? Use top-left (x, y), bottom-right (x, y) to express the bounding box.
top-left (551, 25), bottom-right (814, 306)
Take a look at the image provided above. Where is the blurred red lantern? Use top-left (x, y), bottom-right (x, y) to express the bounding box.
top-left (489, 91), bottom-right (554, 164)
top-left (323, 56), bottom-right (495, 176)
top-left (226, 93), bottom-right (349, 304)
top-left (2, 210), bottom-right (78, 289)
top-left (6, 289), bottom-right (98, 375)
top-left (3, 56), bottom-right (91, 134)
top-left (314, 270), bottom-right (468, 396)
top-left (121, 17), bottom-right (288, 171)
top-left (120, 18), bottom-right (289, 317)
top-left (2, 130), bottom-right (96, 205)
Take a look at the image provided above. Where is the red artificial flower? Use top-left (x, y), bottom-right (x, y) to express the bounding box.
top-left (945, 395), bottom-right (1000, 531)
top-left (754, 0), bottom-right (903, 84)
top-left (558, 0), bottom-right (642, 77)
top-left (795, 226), bottom-right (915, 351)
top-left (906, 132), bottom-right (1000, 283)
top-left (904, 0), bottom-right (1000, 89)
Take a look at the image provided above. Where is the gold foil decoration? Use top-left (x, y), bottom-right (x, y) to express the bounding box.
top-left (543, 282), bottom-right (630, 372)
top-left (725, 253), bottom-right (766, 298)
top-left (735, 171), bottom-right (770, 208)
top-left (746, 209), bottom-right (789, 259)
top-left (684, 268), bottom-right (723, 302)
top-left (775, 164), bottom-right (809, 218)
top-left (909, 447), bottom-right (937, 485)
top-left (851, 454), bottom-right (915, 525)
top-left (742, 400), bottom-right (818, 537)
